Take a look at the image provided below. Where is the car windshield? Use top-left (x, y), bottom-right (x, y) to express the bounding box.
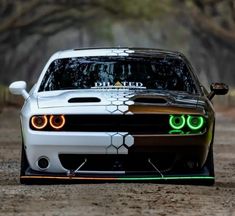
top-left (39, 56), bottom-right (198, 93)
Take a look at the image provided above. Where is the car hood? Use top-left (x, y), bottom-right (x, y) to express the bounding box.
top-left (37, 89), bottom-right (205, 110)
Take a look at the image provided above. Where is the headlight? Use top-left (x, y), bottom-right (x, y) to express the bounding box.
top-left (169, 114), bottom-right (205, 132)
top-left (31, 115), bottom-right (48, 129)
top-left (187, 115), bottom-right (204, 130)
top-left (169, 115), bottom-right (186, 130)
top-left (49, 115), bottom-right (65, 129)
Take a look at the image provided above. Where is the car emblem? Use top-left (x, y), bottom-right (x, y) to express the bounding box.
top-left (114, 81), bottom-right (122, 87)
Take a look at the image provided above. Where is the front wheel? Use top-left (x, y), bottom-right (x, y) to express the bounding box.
top-left (20, 143), bottom-right (30, 184)
top-left (203, 142), bottom-right (215, 185)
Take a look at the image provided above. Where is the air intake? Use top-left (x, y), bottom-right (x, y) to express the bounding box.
top-left (68, 97), bottom-right (101, 103)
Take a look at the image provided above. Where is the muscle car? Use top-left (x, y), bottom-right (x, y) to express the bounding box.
top-left (9, 48), bottom-right (229, 184)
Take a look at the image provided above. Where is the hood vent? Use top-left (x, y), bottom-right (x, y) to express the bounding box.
top-left (133, 97), bottom-right (167, 104)
top-left (68, 97), bottom-right (101, 103)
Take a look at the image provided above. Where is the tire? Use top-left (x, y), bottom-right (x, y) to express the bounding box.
top-left (202, 141), bottom-right (215, 185)
top-left (20, 142), bottom-right (30, 184)
top-left (205, 142), bottom-right (215, 177)
top-left (201, 119), bottom-right (215, 186)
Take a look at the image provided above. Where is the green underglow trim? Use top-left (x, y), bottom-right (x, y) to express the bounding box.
top-left (117, 176), bottom-right (214, 181)
top-left (187, 115), bottom-right (204, 130)
top-left (169, 115), bottom-right (186, 130)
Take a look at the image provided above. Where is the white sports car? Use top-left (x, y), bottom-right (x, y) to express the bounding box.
top-left (9, 48), bottom-right (228, 184)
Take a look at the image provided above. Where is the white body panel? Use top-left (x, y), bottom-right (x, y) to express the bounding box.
top-left (24, 130), bottom-right (130, 172)
top-left (21, 89), bottom-right (135, 173)
top-left (20, 48), bottom-right (138, 173)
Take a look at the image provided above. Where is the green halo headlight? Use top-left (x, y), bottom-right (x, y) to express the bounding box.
top-left (187, 115), bottom-right (204, 130)
top-left (169, 115), bottom-right (186, 130)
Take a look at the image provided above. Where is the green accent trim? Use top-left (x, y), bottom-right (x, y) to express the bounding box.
top-left (118, 176), bottom-right (214, 181)
top-left (169, 129), bottom-right (184, 134)
top-left (169, 115), bottom-right (186, 130)
top-left (187, 115), bottom-right (204, 130)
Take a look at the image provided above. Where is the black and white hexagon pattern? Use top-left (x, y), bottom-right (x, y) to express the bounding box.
top-left (105, 91), bottom-right (134, 114)
top-left (106, 132), bottom-right (134, 154)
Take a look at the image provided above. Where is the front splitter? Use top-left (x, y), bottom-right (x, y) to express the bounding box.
top-left (20, 174), bottom-right (215, 186)
top-left (21, 175), bottom-right (214, 181)
top-left (21, 166), bottom-right (215, 185)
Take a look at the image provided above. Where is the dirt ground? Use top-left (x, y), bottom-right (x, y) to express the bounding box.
top-left (0, 107), bottom-right (234, 216)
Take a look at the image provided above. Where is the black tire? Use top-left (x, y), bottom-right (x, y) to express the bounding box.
top-left (205, 142), bottom-right (215, 177)
top-left (201, 118), bottom-right (215, 186)
top-left (202, 141), bottom-right (215, 185)
top-left (20, 143), bottom-right (30, 184)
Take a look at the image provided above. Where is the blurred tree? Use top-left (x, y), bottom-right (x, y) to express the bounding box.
top-left (174, 0), bottom-right (235, 86)
top-left (0, 0), bottom-right (172, 52)
top-left (0, 0), bottom-right (173, 84)
top-left (0, 0), bottom-right (234, 87)
top-left (177, 0), bottom-right (235, 49)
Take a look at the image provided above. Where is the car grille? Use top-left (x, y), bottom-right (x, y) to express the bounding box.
top-left (63, 114), bottom-right (170, 133)
top-left (59, 153), bottom-right (177, 173)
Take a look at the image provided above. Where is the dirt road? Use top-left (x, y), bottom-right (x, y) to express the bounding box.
top-left (0, 107), bottom-right (234, 216)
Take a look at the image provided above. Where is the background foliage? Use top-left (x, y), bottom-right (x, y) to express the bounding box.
top-left (0, 0), bottom-right (235, 89)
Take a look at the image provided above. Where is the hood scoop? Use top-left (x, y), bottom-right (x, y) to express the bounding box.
top-left (68, 97), bottom-right (101, 103)
top-left (133, 97), bottom-right (167, 104)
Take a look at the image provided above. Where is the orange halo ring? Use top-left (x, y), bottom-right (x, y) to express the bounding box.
top-left (31, 115), bottom-right (48, 129)
top-left (49, 115), bottom-right (65, 129)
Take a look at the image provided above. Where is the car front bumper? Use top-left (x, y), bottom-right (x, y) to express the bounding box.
top-left (23, 127), bottom-right (212, 173)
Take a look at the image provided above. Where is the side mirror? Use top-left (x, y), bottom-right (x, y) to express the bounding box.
top-left (9, 81), bottom-right (29, 99)
top-left (208, 83), bottom-right (229, 100)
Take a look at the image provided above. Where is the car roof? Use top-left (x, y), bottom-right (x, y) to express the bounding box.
top-left (54, 47), bottom-right (185, 59)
